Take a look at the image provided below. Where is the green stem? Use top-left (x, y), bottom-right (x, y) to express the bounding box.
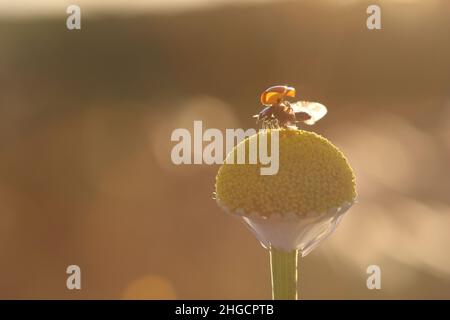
top-left (269, 248), bottom-right (299, 300)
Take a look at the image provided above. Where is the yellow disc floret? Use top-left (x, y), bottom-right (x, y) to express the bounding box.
top-left (215, 129), bottom-right (356, 217)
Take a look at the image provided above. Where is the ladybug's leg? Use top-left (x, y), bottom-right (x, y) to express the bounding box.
top-left (258, 106), bottom-right (276, 128)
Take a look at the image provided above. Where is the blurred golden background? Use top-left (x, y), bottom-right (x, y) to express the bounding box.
top-left (0, 0), bottom-right (450, 299)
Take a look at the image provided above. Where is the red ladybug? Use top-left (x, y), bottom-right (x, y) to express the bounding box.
top-left (255, 85), bottom-right (327, 129)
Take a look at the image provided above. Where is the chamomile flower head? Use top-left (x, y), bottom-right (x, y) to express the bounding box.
top-left (215, 129), bottom-right (356, 217)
